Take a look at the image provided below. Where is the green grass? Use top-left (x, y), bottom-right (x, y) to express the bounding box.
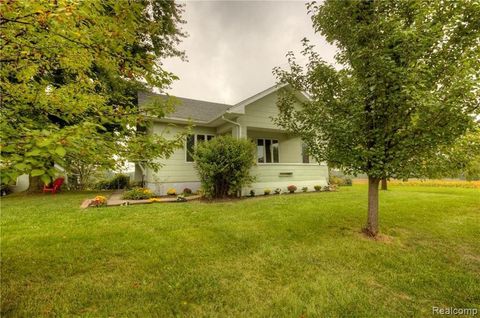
top-left (1, 186), bottom-right (479, 317)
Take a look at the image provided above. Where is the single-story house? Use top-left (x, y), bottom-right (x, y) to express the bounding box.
top-left (135, 84), bottom-right (329, 196)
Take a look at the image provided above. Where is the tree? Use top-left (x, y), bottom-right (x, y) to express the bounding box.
top-left (62, 137), bottom-right (116, 190)
top-left (0, 0), bottom-right (186, 186)
top-left (422, 125), bottom-right (480, 180)
top-left (193, 136), bottom-right (256, 198)
top-left (381, 178), bottom-right (387, 191)
top-left (274, 0), bottom-right (480, 236)
top-left (461, 129), bottom-right (480, 181)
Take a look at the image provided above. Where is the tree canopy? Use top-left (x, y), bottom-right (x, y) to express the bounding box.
top-left (274, 0), bottom-right (480, 235)
top-left (425, 125), bottom-right (480, 181)
top-left (1, 0), bottom-right (186, 185)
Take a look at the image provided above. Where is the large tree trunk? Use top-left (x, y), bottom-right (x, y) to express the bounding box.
top-left (27, 175), bottom-right (44, 193)
top-left (381, 178), bottom-right (387, 190)
top-left (365, 176), bottom-right (380, 236)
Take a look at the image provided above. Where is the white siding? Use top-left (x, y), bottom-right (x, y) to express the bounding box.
top-left (145, 123), bottom-right (215, 194)
top-left (244, 164), bottom-right (329, 196)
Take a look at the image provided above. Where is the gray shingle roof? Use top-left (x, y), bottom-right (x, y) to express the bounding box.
top-left (138, 91), bottom-right (231, 122)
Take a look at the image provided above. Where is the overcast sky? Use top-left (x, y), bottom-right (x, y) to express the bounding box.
top-left (162, 0), bottom-right (337, 104)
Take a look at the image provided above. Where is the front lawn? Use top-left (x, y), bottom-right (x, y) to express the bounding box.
top-left (1, 186), bottom-right (479, 317)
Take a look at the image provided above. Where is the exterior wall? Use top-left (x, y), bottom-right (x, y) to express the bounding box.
top-left (243, 164), bottom-right (329, 196)
top-left (237, 91), bottom-right (284, 130)
top-left (144, 122), bottom-right (216, 195)
top-left (133, 164), bottom-right (143, 183)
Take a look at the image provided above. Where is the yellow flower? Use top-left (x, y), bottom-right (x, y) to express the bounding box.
top-left (94, 195), bottom-right (107, 203)
top-left (167, 188), bottom-right (176, 195)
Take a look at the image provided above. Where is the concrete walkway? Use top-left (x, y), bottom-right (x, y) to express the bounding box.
top-left (106, 190), bottom-right (132, 206)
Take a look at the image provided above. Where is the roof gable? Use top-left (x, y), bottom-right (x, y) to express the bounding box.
top-left (227, 84), bottom-right (310, 115)
top-left (138, 91), bottom-right (231, 123)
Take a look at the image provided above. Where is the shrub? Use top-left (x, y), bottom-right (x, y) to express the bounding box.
top-left (274, 188), bottom-right (282, 195)
top-left (287, 185), bottom-right (297, 193)
top-left (130, 181), bottom-right (144, 188)
top-left (95, 180), bottom-right (109, 190)
top-left (314, 185), bottom-right (322, 192)
top-left (329, 175), bottom-right (343, 185)
top-left (167, 188), bottom-right (176, 196)
top-left (183, 188), bottom-right (192, 195)
top-left (95, 174), bottom-right (130, 190)
top-left (123, 188), bottom-right (153, 200)
top-left (194, 135), bottom-right (255, 198)
top-left (343, 177), bottom-right (352, 186)
top-left (329, 175), bottom-right (352, 186)
top-left (108, 174), bottom-right (130, 188)
top-left (302, 186), bottom-right (308, 192)
top-left (249, 189), bottom-right (255, 197)
top-left (264, 188), bottom-right (271, 195)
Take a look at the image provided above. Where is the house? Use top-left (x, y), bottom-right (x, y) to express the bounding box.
top-left (135, 85), bottom-right (329, 196)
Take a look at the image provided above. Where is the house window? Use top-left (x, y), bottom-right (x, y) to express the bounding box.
top-left (186, 134), bottom-right (215, 162)
top-left (257, 139), bottom-right (279, 163)
top-left (302, 143), bottom-right (309, 164)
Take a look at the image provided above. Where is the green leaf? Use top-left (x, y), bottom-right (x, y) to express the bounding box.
top-left (1, 144), bottom-right (15, 152)
top-left (36, 139), bottom-right (52, 148)
top-left (41, 174), bottom-right (51, 185)
top-left (31, 169), bottom-right (45, 177)
top-left (26, 149), bottom-right (42, 157)
top-left (55, 146), bottom-right (66, 157)
top-left (14, 163), bottom-right (29, 171)
top-left (1, 175), bottom-right (11, 184)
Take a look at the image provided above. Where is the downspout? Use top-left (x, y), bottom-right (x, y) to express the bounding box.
top-left (221, 115), bottom-right (241, 138)
top-left (221, 115), bottom-right (243, 198)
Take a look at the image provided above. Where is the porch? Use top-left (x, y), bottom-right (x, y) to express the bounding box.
top-left (218, 125), bottom-right (330, 195)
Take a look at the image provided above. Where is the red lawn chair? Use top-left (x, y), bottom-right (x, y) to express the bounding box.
top-left (43, 177), bottom-right (65, 194)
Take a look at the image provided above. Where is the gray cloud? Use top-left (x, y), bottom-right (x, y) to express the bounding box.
top-left (162, 0), bottom-right (337, 104)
